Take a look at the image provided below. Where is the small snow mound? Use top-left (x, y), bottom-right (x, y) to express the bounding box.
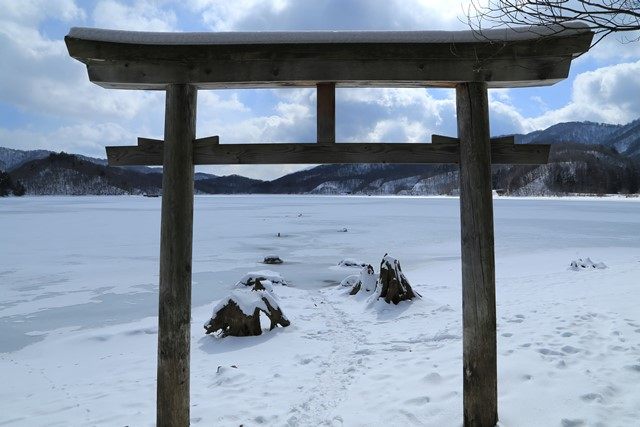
top-left (569, 257), bottom-right (607, 270)
top-left (236, 270), bottom-right (288, 287)
top-left (338, 258), bottom-right (367, 268)
top-left (263, 255), bottom-right (283, 264)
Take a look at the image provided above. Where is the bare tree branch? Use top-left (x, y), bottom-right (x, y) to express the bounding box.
top-left (467, 0), bottom-right (640, 49)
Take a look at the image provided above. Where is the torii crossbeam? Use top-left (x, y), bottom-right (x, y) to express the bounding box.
top-left (66, 24), bottom-right (593, 427)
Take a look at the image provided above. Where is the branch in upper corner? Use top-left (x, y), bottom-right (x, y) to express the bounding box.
top-left (466, 0), bottom-right (640, 52)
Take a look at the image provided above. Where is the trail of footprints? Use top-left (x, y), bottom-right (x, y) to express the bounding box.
top-left (498, 308), bottom-right (640, 425)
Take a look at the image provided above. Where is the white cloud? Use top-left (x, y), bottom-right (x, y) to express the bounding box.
top-left (337, 88), bottom-right (457, 141)
top-left (365, 117), bottom-right (428, 142)
top-left (0, 0), bottom-right (85, 24)
top-left (0, 0), bottom-right (85, 58)
top-left (199, 91), bottom-right (248, 113)
top-left (189, 0), bottom-right (475, 31)
top-left (0, 0), bottom-right (167, 158)
top-left (92, 0), bottom-right (177, 31)
top-left (0, 30), bottom-right (162, 122)
top-left (522, 60), bottom-right (640, 129)
top-left (583, 30), bottom-right (640, 63)
top-left (0, 122), bottom-right (136, 158)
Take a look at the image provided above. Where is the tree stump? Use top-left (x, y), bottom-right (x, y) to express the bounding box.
top-left (236, 270), bottom-right (288, 287)
top-left (338, 258), bottom-right (367, 268)
top-left (263, 255), bottom-right (283, 264)
top-left (204, 289), bottom-right (290, 337)
top-left (376, 254), bottom-right (419, 304)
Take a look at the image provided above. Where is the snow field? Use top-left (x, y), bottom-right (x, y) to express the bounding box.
top-left (1, 195), bottom-right (639, 426)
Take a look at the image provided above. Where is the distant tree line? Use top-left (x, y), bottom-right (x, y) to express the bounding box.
top-left (493, 143), bottom-right (640, 195)
top-left (0, 170), bottom-right (25, 196)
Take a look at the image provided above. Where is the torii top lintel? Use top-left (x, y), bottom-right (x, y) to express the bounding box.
top-left (65, 24), bottom-right (593, 90)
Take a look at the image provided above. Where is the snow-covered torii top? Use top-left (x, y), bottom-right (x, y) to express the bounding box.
top-left (65, 23), bottom-right (592, 90)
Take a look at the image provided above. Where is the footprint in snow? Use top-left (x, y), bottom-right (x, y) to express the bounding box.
top-left (561, 418), bottom-right (585, 427)
top-left (580, 393), bottom-right (603, 403)
top-left (422, 372), bottom-right (442, 383)
top-left (404, 396), bottom-right (431, 406)
top-left (537, 348), bottom-right (564, 356)
top-left (561, 345), bottom-right (580, 354)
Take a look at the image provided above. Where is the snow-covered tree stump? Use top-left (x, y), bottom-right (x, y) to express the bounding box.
top-left (236, 270), bottom-right (288, 288)
top-left (263, 255), bottom-right (283, 264)
top-left (349, 264), bottom-right (378, 295)
top-left (376, 254), bottom-right (419, 304)
top-left (338, 258), bottom-right (367, 268)
top-left (204, 289), bottom-right (290, 337)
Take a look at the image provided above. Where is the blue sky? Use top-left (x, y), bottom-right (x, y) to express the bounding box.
top-left (1, 0), bottom-right (640, 179)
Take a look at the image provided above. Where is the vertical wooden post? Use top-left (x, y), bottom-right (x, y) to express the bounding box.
top-left (317, 82), bottom-right (336, 143)
top-left (157, 84), bottom-right (197, 427)
top-left (456, 82), bottom-right (497, 427)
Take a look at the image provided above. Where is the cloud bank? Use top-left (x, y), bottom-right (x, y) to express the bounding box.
top-left (1, 0), bottom-right (639, 179)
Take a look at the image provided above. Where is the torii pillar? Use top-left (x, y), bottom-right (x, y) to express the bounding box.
top-left (457, 82), bottom-right (497, 426)
top-left (157, 84), bottom-right (197, 426)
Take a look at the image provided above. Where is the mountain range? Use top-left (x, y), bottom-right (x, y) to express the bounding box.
top-left (2, 119), bottom-right (640, 197)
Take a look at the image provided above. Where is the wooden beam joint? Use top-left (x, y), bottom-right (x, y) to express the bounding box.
top-left (106, 137), bottom-right (549, 167)
top-left (317, 83), bottom-right (336, 144)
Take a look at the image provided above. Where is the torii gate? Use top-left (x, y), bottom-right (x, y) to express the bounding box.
top-left (65, 24), bottom-right (592, 427)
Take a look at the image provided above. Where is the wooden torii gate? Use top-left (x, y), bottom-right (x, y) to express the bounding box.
top-left (65, 24), bottom-right (592, 427)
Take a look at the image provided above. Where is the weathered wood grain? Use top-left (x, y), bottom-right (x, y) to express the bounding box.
top-left (456, 81), bottom-right (498, 427)
top-left (106, 141), bottom-right (549, 166)
top-left (317, 83), bottom-right (335, 143)
top-left (432, 134), bottom-right (515, 144)
top-left (82, 56), bottom-right (574, 89)
top-left (137, 137), bottom-right (163, 149)
top-left (65, 28), bottom-right (593, 89)
top-left (196, 135), bottom-right (219, 145)
top-left (157, 84), bottom-right (197, 427)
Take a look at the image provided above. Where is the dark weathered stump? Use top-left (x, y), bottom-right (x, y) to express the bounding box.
top-left (263, 255), bottom-right (283, 264)
top-left (377, 254), bottom-right (419, 304)
top-left (204, 290), bottom-right (290, 337)
top-left (245, 277), bottom-right (268, 291)
top-left (205, 300), bottom-right (262, 336)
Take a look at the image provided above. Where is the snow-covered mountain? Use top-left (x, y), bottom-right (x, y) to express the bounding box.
top-left (515, 119), bottom-right (640, 158)
top-left (4, 151), bottom-right (266, 196)
top-left (0, 147), bottom-right (52, 171)
top-left (2, 119), bottom-right (640, 197)
top-left (515, 121), bottom-right (619, 146)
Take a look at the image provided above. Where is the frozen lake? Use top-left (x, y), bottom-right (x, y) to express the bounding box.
top-left (1, 195), bottom-right (640, 426)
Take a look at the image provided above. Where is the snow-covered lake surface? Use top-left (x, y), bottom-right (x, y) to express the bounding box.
top-left (1, 195), bottom-right (639, 426)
